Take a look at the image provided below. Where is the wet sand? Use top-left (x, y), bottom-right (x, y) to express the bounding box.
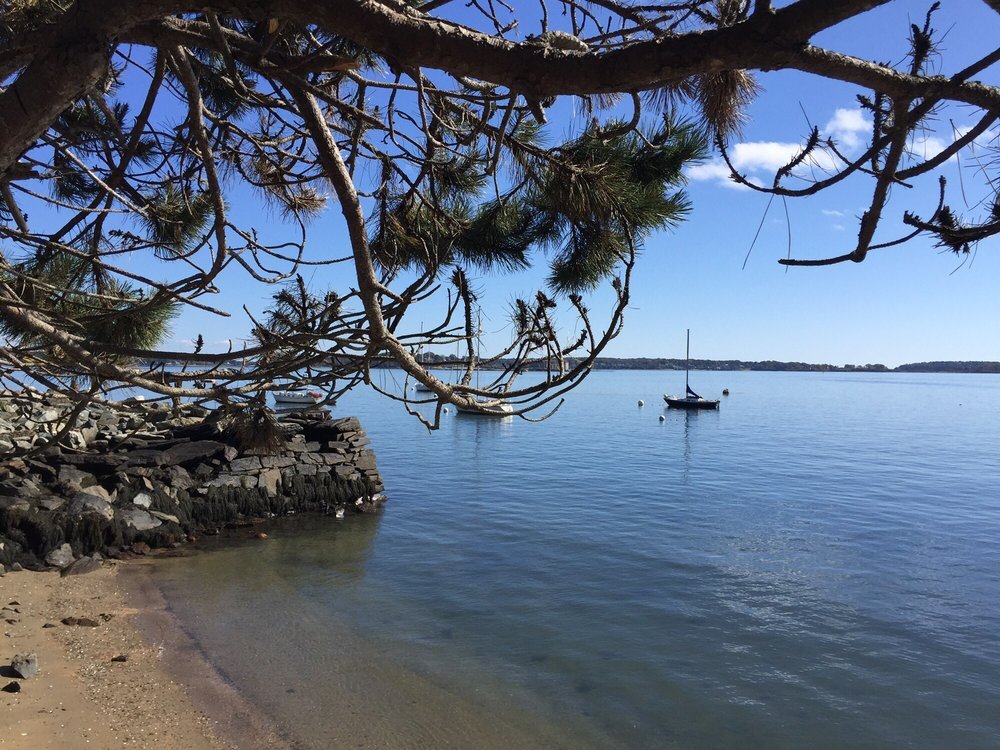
top-left (0, 563), bottom-right (283, 750)
top-left (3, 556), bottom-right (598, 750)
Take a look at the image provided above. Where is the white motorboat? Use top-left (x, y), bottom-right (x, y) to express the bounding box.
top-left (455, 400), bottom-right (514, 417)
top-left (272, 389), bottom-right (325, 406)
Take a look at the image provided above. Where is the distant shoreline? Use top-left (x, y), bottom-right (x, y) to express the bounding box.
top-left (138, 356), bottom-right (1000, 375)
top-left (411, 357), bottom-right (1000, 374)
top-left (559, 359), bottom-right (1000, 374)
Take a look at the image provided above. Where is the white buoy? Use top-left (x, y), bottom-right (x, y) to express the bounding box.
top-left (659, 415), bottom-right (665, 422)
top-left (638, 399), bottom-right (645, 407)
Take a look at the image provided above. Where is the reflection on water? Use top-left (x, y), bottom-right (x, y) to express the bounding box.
top-left (155, 371), bottom-right (1000, 749)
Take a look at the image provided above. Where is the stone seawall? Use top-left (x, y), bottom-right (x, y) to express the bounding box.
top-left (0, 393), bottom-right (385, 570)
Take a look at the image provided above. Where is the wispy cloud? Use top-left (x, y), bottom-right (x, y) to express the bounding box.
top-left (687, 105), bottom-right (986, 190)
top-left (823, 108), bottom-right (871, 150)
top-left (821, 209), bottom-right (847, 217)
top-left (685, 106), bottom-right (872, 188)
top-left (686, 139), bottom-right (840, 188)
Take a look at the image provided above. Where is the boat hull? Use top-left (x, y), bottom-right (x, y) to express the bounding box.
top-left (663, 395), bottom-right (720, 410)
top-left (273, 391), bottom-right (324, 406)
top-left (456, 402), bottom-right (513, 417)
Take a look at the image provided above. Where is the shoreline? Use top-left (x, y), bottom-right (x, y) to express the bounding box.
top-left (0, 562), bottom-right (286, 749)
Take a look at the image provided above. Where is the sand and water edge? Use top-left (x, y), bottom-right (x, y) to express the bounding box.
top-left (0, 561), bottom-right (287, 750)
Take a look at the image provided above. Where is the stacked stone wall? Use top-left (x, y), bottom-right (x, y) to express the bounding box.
top-left (0, 392), bottom-right (385, 569)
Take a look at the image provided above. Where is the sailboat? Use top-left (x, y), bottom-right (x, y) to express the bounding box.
top-left (414, 345), bottom-right (434, 393)
top-left (456, 314), bottom-right (513, 417)
top-left (663, 329), bottom-right (720, 410)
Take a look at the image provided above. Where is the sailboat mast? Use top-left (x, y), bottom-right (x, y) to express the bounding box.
top-left (685, 328), bottom-right (690, 392)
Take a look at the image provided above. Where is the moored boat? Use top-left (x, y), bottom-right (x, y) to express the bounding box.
top-left (455, 400), bottom-right (514, 417)
top-left (272, 389), bottom-right (325, 406)
top-left (664, 329), bottom-right (720, 410)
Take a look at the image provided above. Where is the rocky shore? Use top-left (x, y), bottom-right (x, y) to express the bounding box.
top-left (0, 391), bottom-right (385, 570)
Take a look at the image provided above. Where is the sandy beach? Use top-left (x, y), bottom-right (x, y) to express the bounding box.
top-left (0, 562), bottom-right (285, 750)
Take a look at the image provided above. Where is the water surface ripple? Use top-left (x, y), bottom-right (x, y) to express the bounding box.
top-left (154, 371), bottom-right (1000, 749)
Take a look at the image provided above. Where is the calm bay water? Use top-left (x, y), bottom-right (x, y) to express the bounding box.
top-left (151, 371), bottom-right (1000, 748)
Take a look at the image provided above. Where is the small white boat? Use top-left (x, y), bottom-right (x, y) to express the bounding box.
top-left (272, 389), bottom-right (325, 406)
top-left (455, 400), bottom-right (514, 417)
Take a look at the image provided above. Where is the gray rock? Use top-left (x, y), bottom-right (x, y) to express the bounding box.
top-left (11, 563), bottom-right (22, 572)
top-left (258, 468), bottom-right (281, 495)
top-left (164, 465), bottom-right (195, 490)
top-left (80, 484), bottom-right (112, 502)
top-left (45, 543), bottom-right (74, 568)
top-left (10, 655), bottom-right (39, 682)
top-left (261, 455), bottom-right (295, 469)
top-left (160, 440), bottom-right (226, 466)
top-left (148, 510), bottom-right (180, 524)
top-left (68, 492), bottom-right (114, 521)
top-left (0, 564), bottom-right (4, 576)
top-left (58, 453), bottom-right (126, 471)
top-left (229, 456), bottom-right (262, 473)
top-left (355, 451), bottom-right (378, 471)
top-left (160, 416), bottom-right (203, 430)
top-left (296, 463), bottom-right (317, 476)
top-left (35, 495), bottom-right (65, 512)
top-left (60, 557), bottom-right (102, 577)
top-left (205, 474), bottom-right (242, 488)
top-left (0, 496), bottom-right (28, 515)
top-left (122, 449), bottom-right (165, 467)
top-left (120, 508), bottom-right (162, 531)
top-left (132, 492), bottom-right (152, 508)
top-left (58, 466), bottom-right (98, 489)
top-left (0, 479), bottom-right (25, 498)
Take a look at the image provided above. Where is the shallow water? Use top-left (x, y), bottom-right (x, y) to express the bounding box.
top-left (152, 371), bottom-right (1000, 748)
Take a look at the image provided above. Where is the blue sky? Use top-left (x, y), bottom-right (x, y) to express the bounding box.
top-left (220, 1), bottom-right (1000, 367)
top-left (16, 2), bottom-right (999, 368)
top-left (462, 0), bottom-right (1000, 367)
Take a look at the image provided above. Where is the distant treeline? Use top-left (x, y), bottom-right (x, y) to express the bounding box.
top-left (416, 354), bottom-right (1000, 374)
top-left (893, 361), bottom-right (1000, 373)
top-left (145, 353), bottom-right (1000, 374)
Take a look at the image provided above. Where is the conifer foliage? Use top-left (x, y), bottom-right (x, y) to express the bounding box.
top-left (0, 1), bottom-right (997, 422)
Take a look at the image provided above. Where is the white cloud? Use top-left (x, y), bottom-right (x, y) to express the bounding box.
top-left (685, 161), bottom-right (734, 182)
top-left (821, 209), bottom-right (847, 217)
top-left (953, 123), bottom-right (998, 149)
top-left (832, 224), bottom-right (846, 231)
top-left (823, 108), bottom-right (872, 150)
top-left (687, 140), bottom-right (840, 188)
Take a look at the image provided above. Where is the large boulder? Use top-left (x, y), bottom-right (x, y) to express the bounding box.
top-left (119, 507), bottom-right (162, 531)
top-left (159, 440), bottom-right (227, 466)
top-left (45, 543), bottom-right (74, 568)
top-left (68, 491), bottom-right (114, 522)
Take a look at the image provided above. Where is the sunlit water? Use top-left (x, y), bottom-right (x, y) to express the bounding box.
top-left (151, 371), bottom-right (1000, 748)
